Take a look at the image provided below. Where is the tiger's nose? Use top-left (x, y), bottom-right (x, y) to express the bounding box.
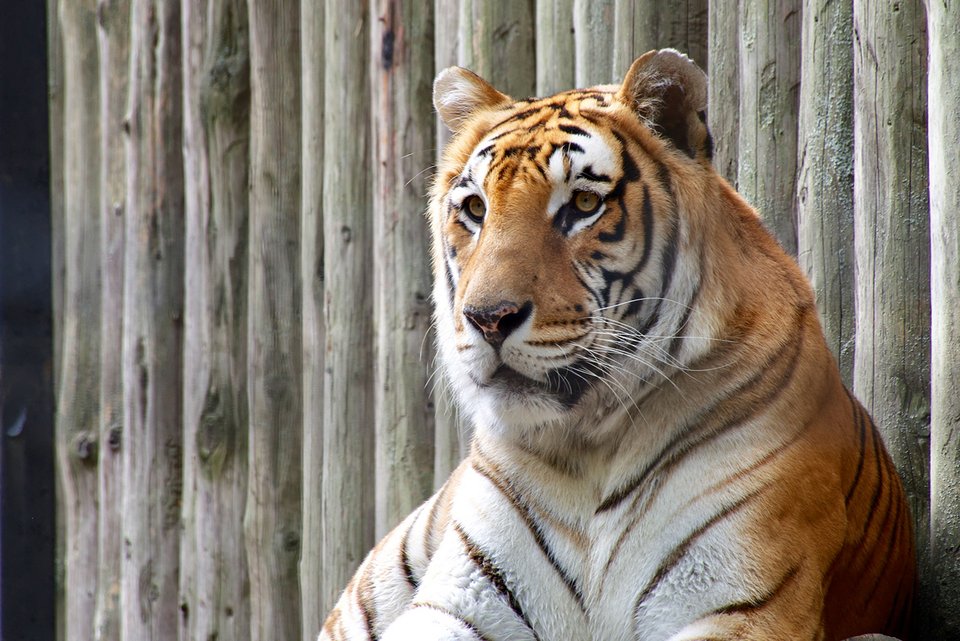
top-left (463, 301), bottom-right (532, 347)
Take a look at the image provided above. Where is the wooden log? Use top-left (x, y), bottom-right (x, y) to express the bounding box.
top-left (852, 1), bottom-right (930, 634)
top-left (181, 2), bottom-right (251, 641)
top-left (432, 0), bottom-right (469, 485)
top-left (926, 0), bottom-right (960, 635)
top-left (94, 1), bottom-right (129, 639)
top-left (796, 0), bottom-right (855, 385)
top-left (457, 0), bottom-right (535, 98)
top-left (245, 0), bottom-right (302, 638)
top-left (736, 0), bottom-right (801, 254)
top-left (574, 0), bottom-right (614, 85)
top-left (120, 0), bottom-right (184, 639)
top-left (613, 0), bottom-right (708, 76)
top-left (321, 0), bottom-right (374, 615)
top-left (300, 0), bottom-right (324, 636)
top-left (55, 2), bottom-right (101, 640)
top-left (371, 0), bottom-right (437, 539)
top-left (706, 0), bottom-right (739, 183)
top-left (46, 2), bottom-right (66, 638)
top-left (535, 0), bottom-right (574, 95)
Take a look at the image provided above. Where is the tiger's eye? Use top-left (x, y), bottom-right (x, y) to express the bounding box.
top-left (465, 195), bottom-right (486, 223)
top-left (573, 191), bottom-right (600, 213)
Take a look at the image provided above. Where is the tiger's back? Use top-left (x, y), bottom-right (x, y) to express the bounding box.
top-left (320, 50), bottom-right (914, 641)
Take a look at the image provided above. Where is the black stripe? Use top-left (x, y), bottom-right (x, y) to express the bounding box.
top-left (844, 389), bottom-right (868, 505)
top-left (409, 603), bottom-right (494, 641)
top-left (453, 522), bottom-right (537, 634)
top-left (578, 166), bottom-right (612, 183)
top-left (596, 314), bottom-right (805, 514)
top-left (471, 457), bottom-right (587, 612)
top-left (559, 123), bottom-right (590, 137)
top-left (856, 421), bottom-right (886, 547)
top-left (710, 564), bottom-right (801, 615)
top-left (634, 487), bottom-right (768, 609)
top-left (399, 517), bottom-right (418, 590)
top-left (636, 213), bottom-right (680, 337)
top-left (863, 484), bottom-right (903, 607)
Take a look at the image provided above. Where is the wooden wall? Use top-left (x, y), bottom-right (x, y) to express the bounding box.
top-left (48, 0), bottom-right (958, 639)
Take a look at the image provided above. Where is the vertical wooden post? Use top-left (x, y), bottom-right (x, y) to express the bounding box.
top-left (245, 1), bottom-right (302, 639)
top-left (926, 0), bottom-right (960, 635)
top-left (706, 0), bottom-right (739, 183)
top-left (56, 2), bottom-right (101, 640)
top-left (852, 1), bottom-right (930, 634)
top-left (94, 1), bottom-right (129, 639)
top-left (535, 0), bottom-right (574, 95)
top-left (795, 0), bottom-right (855, 385)
top-left (46, 2), bottom-right (67, 639)
top-left (433, 0), bottom-right (469, 486)
top-left (574, 0), bottom-right (614, 85)
top-left (321, 0), bottom-right (374, 615)
top-left (181, 2), bottom-right (251, 640)
top-left (300, 0), bottom-right (324, 637)
top-left (458, 0), bottom-right (536, 98)
top-left (121, 0), bottom-right (184, 639)
top-left (371, 0), bottom-right (437, 539)
top-left (612, 1), bottom-right (708, 80)
top-left (736, 0), bottom-right (800, 253)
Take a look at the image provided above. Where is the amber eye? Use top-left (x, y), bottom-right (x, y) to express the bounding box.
top-left (463, 195), bottom-right (486, 224)
top-left (573, 190), bottom-right (601, 214)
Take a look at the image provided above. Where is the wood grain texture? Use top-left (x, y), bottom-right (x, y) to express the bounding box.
top-left (181, 2), bottom-right (251, 641)
top-left (852, 1), bottom-right (930, 635)
top-left (245, 1), bottom-right (302, 639)
top-left (120, 1), bottom-right (184, 639)
top-left (736, 0), bottom-right (800, 254)
top-left (926, 0), bottom-right (960, 636)
top-left (321, 0), bottom-right (374, 616)
top-left (94, 1), bottom-right (128, 638)
top-left (458, 0), bottom-right (536, 98)
top-left (299, 0), bottom-right (324, 637)
top-left (433, 0), bottom-right (469, 486)
top-left (613, 0), bottom-right (708, 76)
top-left (574, 0), bottom-right (614, 85)
top-left (371, 0), bottom-right (437, 539)
top-left (535, 0), bottom-right (574, 95)
top-left (796, 0), bottom-right (855, 386)
top-left (706, 0), bottom-right (739, 183)
top-left (56, 2), bottom-right (101, 639)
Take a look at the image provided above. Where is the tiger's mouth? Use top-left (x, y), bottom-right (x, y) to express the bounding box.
top-left (474, 362), bottom-right (594, 409)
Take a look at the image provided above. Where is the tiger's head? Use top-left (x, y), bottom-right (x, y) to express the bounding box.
top-left (431, 50), bottom-right (721, 443)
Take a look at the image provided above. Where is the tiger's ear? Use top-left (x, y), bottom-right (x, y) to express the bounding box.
top-left (616, 49), bottom-right (712, 161)
top-left (433, 67), bottom-right (511, 133)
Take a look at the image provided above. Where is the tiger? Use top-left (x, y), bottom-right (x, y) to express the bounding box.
top-left (319, 49), bottom-right (915, 641)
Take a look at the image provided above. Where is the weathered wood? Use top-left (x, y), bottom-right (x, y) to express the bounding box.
top-left (56, 2), bottom-right (101, 640)
top-left (796, 0), bottom-right (855, 386)
top-left (457, 0), bottom-right (536, 98)
top-left (245, 1), bottom-right (302, 639)
top-left (574, 0), bottom-right (614, 85)
top-left (46, 2), bottom-right (67, 639)
top-left (181, 2), bottom-right (250, 641)
top-left (706, 0), bottom-right (739, 183)
top-left (371, 0), bottom-right (437, 539)
top-left (926, 0), bottom-right (960, 636)
top-left (120, 0), bottom-right (184, 639)
top-left (736, 0), bottom-right (800, 253)
top-left (852, 1), bottom-right (930, 635)
top-left (613, 0), bottom-right (708, 76)
top-left (535, 0), bottom-right (574, 95)
top-left (432, 0), bottom-right (469, 485)
top-left (299, 1), bottom-right (324, 636)
top-left (321, 0), bottom-right (374, 615)
top-left (94, 1), bottom-right (128, 639)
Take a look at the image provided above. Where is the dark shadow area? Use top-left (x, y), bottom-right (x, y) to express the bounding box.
top-left (0, 1), bottom-right (56, 640)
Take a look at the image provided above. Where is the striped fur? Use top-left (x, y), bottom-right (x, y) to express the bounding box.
top-left (319, 50), bottom-right (914, 641)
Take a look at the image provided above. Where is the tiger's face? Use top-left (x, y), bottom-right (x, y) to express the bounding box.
top-left (431, 51), bottom-right (714, 437)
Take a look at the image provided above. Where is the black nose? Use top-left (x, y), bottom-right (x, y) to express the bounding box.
top-left (463, 301), bottom-right (532, 347)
